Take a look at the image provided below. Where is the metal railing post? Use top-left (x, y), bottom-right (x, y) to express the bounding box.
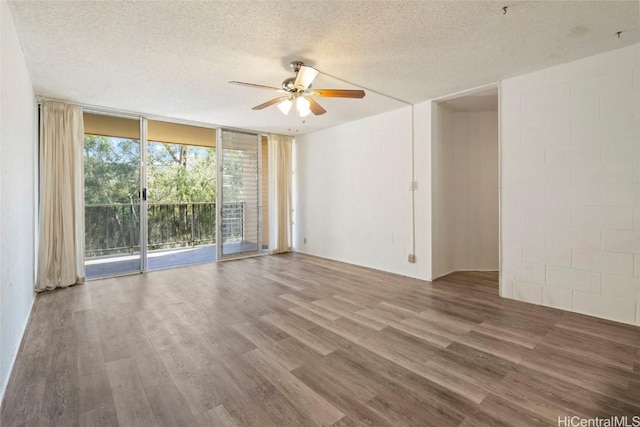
top-left (129, 204), bottom-right (134, 253)
top-left (191, 203), bottom-right (195, 246)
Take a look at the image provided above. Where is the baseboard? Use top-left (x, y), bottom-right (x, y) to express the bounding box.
top-left (0, 291), bottom-right (36, 405)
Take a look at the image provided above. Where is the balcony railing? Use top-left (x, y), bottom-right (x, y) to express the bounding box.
top-left (85, 202), bottom-right (244, 257)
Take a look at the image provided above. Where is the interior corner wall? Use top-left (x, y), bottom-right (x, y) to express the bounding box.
top-left (412, 100), bottom-right (433, 280)
top-left (1, 1), bottom-right (37, 400)
top-left (432, 106), bottom-right (499, 279)
top-left (501, 43), bottom-right (640, 326)
top-left (293, 105), bottom-right (432, 279)
top-left (431, 104), bottom-right (456, 277)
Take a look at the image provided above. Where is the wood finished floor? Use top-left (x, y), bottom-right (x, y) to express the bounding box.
top-left (2, 253), bottom-right (640, 426)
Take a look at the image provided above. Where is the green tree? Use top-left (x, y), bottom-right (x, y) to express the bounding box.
top-left (84, 135), bottom-right (140, 205)
top-left (146, 142), bottom-right (216, 203)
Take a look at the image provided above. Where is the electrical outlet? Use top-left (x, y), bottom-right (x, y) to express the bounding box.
top-left (408, 254), bottom-right (416, 263)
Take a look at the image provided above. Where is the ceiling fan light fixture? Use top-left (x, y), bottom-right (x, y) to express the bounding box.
top-left (296, 97), bottom-right (311, 117)
top-left (278, 98), bottom-right (293, 115)
top-left (233, 60), bottom-right (365, 116)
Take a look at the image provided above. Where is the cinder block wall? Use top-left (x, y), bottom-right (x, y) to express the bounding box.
top-left (500, 43), bottom-right (640, 325)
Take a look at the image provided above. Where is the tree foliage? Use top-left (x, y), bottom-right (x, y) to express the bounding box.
top-left (146, 142), bottom-right (217, 203)
top-left (84, 135), bottom-right (217, 205)
top-left (84, 135), bottom-right (220, 255)
top-left (84, 135), bottom-right (140, 205)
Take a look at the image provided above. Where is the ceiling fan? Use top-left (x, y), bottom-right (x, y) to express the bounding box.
top-left (229, 61), bottom-right (366, 117)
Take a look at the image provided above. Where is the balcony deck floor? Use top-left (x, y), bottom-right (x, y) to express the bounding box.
top-left (85, 242), bottom-right (262, 279)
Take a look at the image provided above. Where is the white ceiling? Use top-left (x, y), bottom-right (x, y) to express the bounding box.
top-left (7, 1), bottom-right (640, 136)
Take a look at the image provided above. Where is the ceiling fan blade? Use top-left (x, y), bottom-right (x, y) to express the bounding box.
top-left (307, 97), bottom-right (327, 116)
top-left (311, 89), bottom-right (366, 99)
top-left (293, 66), bottom-right (319, 90)
top-left (252, 96), bottom-right (291, 110)
top-left (229, 81), bottom-right (283, 92)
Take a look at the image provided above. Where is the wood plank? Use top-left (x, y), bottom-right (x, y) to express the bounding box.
top-left (78, 369), bottom-right (112, 414)
top-left (243, 349), bottom-right (345, 426)
top-left (4, 253), bottom-right (640, 426)
top-left (221, 387), bottom-right (280, 427)
top-left (79, 402), bottom-right (119, 427)
top-left (313, 300), bottom-right (386, 330)
top-left (460, 394), bottom-right (550, 426)
top-left (492, 365), bottom-right (640, 420)
top-left (105, 358), bottom-right (156, 427)
top-left (291, 364), bottom-right (396, 427)
top-left (246, 381), bottom-right (318, 426)
top-left (280, 293), bottom-right (341, 320)
top-left (100, 332), bottom-right (130, 363)
top-left (155, 339), bottom-right (224, 414)
top-left (194, 404), bottom-right (239, 427)
top-left (540, 327), bottom-right (639, 369)
top-left (262, 313), bottom-right (337, 355)
top-left (145, 380), bottom-right (197, 426)
top-left (41, 327), bottom-right (80, 427)
top-left (231, 321), bottom-right (278, 348)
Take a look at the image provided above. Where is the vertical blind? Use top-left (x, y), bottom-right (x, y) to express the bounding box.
top-left (221, 130), bottom-right (260, 255)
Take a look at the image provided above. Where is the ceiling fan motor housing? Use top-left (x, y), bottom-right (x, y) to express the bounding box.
top-left (282, 61), bottom-right (310, 93)
top-left (282, 77), bottom-right (311, 93)
top-left (282, 77), bottom-right (296, 92)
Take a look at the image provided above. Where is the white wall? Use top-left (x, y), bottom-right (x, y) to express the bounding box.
top-left (501, 43), bottom-right (640, 325)
top-left (432, 104), bottom-right (456, 276)
top-left (1, 1), bottom-right (37, 400)
top-left (293, 105), bottom-right (433, 279)
top-left (432, 106), bottom-right (499, 278)
top-left (291, 44), bottom-right (639, 327)
top-left (453, 110), bottom-right (499, 271)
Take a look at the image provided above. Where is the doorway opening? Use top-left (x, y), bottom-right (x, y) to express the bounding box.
top-left (431, 86), bottom-right (500, 289)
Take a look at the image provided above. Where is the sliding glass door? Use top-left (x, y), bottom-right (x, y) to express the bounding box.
top-left (83, 116), bottom-right (264, 279)
top-left (218, 129), bottom-right (262, 259)
top-left (83, 113), bottom-right (142, 278)
top-left (146, 120), bottom-right (217, 270)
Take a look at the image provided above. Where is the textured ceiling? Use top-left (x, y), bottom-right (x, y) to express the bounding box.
top-left (7, 1), bottom-right (640, 135)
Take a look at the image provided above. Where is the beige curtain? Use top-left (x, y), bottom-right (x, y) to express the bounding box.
top-left (268, 134), bottom-right (293, 253)
top-left (36, 101), bottom-right (85, 291)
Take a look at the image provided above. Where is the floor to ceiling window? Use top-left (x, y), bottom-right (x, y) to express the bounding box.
top-left (83, 113), bottom-right (269, 279)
